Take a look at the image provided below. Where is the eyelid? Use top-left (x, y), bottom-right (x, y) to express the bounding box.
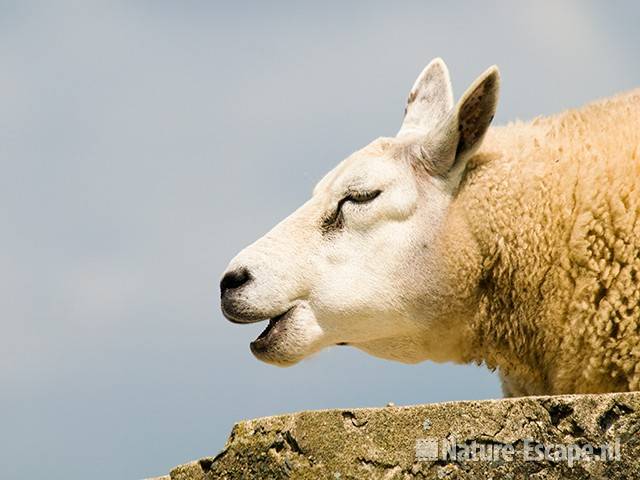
top-left (321, 189), bottom-right (382, 231)
top-left (344, 189), bottom-right (382, 203)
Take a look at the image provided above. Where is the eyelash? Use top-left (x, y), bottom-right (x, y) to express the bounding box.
top-left (321, 190), bottom-right (382, 230)
top-left (344, 189), bottom-right (382, 204)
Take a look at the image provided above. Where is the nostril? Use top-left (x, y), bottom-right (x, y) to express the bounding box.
top-left (220, 268), bottom-right (251, 295)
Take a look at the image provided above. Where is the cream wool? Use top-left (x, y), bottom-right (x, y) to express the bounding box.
top-left (444, 90), bottom-right (640, 395)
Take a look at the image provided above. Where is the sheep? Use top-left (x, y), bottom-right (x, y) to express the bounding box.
top-left (220, 58), bottom-right (640, 397)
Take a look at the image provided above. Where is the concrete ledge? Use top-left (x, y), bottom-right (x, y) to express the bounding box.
top-left (154, 392), bottom-right (640, 479)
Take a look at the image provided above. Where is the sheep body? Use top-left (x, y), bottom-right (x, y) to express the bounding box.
top-left (451, 89), bottom-right (640, 395)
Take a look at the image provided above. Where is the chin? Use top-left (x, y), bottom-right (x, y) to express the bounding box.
top-left (249, 344), bottom-right (303, 367)
top-left (247, 302), bottom-right (325, 366)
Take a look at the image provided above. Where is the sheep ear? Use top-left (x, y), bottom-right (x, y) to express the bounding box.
top-left (420, 65), bottom-right (500, 177)
top-left (397, 58), bottom-right (454, 137)
top-left (453, 65), bottom-right (500, 162)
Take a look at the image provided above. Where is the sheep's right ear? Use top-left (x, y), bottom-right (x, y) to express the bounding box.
top-left (422, 66), bottom-right (500, 177)
top-left (453, 66), bottom-right (500, 163)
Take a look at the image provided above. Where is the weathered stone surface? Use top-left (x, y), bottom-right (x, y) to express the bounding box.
top-left (154, 392), bottom-right (640, 479)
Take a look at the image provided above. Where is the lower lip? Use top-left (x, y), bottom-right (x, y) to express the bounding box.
top-left (250, 309), bottom-right (291, 351)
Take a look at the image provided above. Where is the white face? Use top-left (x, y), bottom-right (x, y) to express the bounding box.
top-left (220, 58), bottom-right (500, 366)
top-left (221, 138), bottom-right (452, 365)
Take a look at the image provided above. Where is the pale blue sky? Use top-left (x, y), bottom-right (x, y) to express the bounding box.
top-left (1, 2), bottom-right (639, 478)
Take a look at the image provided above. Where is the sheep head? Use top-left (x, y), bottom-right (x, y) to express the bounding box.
top-left (220, 59), bottom-right (500, 366)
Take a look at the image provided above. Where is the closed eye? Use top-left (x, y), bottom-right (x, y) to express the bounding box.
top-left (343, 189), bottom-right (382, 204)
top-left (321, 189), bottom-right (382, 231)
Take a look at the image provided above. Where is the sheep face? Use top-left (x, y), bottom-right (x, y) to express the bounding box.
top-left (221, 59), bottom-right (500, 366)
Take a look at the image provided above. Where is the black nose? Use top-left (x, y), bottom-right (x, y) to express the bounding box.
top-left (220, 268), bottom-right (251, 296)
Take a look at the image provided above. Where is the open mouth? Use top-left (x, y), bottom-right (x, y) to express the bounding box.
top-left (250, 308), bottom-right (293, 352)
